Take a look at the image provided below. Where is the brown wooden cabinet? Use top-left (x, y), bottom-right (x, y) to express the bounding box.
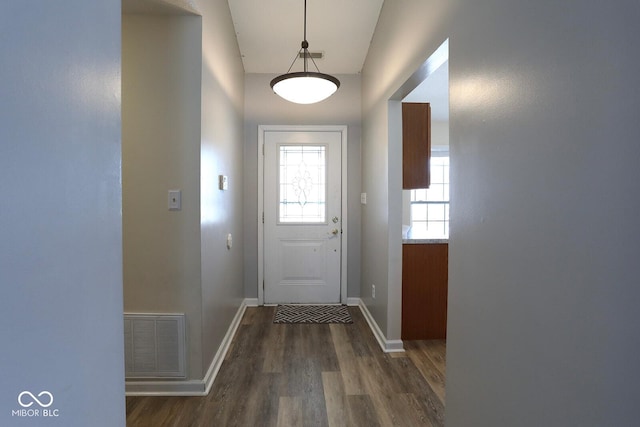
top-left (402, 102), bottom-right (431, 189)
top-left (402, 243), bottom-right (448, 340)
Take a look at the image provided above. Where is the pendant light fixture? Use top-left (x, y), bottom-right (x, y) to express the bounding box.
top-left (270, 0), bottom-right (340, 104)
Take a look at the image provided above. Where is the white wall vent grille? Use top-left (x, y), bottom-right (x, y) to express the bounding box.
top-left (124, 313), bottom-right (186, 379)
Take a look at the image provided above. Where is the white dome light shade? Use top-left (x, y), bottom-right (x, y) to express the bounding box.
top-left (271, 72), bottom-right (340, 104)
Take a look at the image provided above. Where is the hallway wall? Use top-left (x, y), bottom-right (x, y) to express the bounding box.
top-left (197, 0), bottom-right (246, 373)
top-left (0, 1), bottom-right (124, 425)
top-left (122, 0), bottom-right (245, 386)
top-left (122, 13), bottom-right (204, 380)
top-left (361, 0), bottom-right (640, 425)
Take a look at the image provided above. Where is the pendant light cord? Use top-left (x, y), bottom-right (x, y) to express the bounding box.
top-left (304, 0), bottom-right (307, 42)
top-left (282, 0), bottom-right (322, 75)
top-left (303, 0), bottom-right (308, 72)
top-left (302, 0), bottom-right (324, 74)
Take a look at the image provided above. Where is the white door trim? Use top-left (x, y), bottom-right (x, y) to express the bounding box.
top-left (258, 125), bottom-right (348, 305)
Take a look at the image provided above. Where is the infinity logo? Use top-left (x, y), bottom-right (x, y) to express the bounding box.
top-left (18, 391), bottom-right (54, 408)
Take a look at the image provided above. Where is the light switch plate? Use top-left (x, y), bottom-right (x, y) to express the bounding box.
top-left (168, 190), bottom-right (181, 210)
top-left (219, 175), bottom-right (228, 190)
top-left (360, 192), bottom-right (367, 204)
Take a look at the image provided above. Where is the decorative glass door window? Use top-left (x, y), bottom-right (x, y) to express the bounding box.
top-left (278, 144), bottom-right (327, 223)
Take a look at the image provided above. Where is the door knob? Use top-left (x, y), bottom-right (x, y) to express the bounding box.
top-left (331, 228), bottom-right (339, 235)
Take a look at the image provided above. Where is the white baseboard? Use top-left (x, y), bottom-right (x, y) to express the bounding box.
top-left (346, 297), bottom-right (360, 306)
top-left (355, 299), bottom-right (405, 353)
top-left (244, 298), bottom-right (259, 307)
top-left (125, 299), bottom-right (250, 396)
top-left (201, 299), bottom-right (249, 395)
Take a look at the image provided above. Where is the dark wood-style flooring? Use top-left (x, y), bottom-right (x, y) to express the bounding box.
top-left (126, 306), bottom-right (446, 426)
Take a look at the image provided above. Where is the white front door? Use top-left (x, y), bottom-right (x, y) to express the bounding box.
top-left (263, 129), bottom-right (342, 304)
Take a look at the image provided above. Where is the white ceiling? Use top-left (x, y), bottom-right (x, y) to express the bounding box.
top-left (228, 0), bottom-right (384, 74)
top-left (403, 61), bottom-right (449, 122)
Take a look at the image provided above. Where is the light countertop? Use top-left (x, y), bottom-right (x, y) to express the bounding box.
top-left (402, 226), bottom-right (448, 244)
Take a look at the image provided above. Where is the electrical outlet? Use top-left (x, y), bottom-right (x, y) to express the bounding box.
top-left (372, 284), bottom-right (376, 299)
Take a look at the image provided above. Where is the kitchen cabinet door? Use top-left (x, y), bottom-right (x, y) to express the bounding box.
top-left (402, 102), bottom-right (431, 189)
top-left (402, 243), bottom-right (448, 340)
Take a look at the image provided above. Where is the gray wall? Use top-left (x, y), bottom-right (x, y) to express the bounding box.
top-left (122, 13), bottom-right (204, 380)
top-left (122, 0), bottom-right (245, 384)
top-left (362, 0), bottom-right (640, 425)
top-left (198, 0), bottom-right (246, 370)
top-left (0, 1), bottom-right (125, 426)
top-left (447, 2), bottom-right (640, 425)
top-left (243, 73), bottom-right (362, 300)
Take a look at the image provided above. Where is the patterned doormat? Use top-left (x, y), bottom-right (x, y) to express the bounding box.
top-left (273, 305), bottom-right (353, 324)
